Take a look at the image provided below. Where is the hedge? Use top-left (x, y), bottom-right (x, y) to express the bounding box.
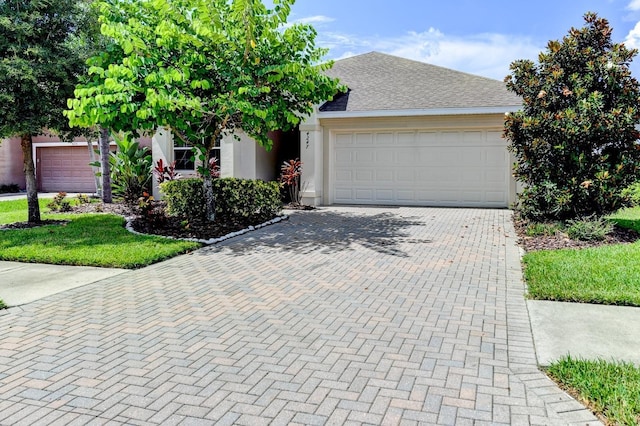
top-left (160, 177), bottom-right (282, 222)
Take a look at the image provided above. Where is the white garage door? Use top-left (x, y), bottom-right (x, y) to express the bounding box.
top-left (332, 129), bottom-right (510, 207)
top-left (38, 146), bottom-right (97, 193)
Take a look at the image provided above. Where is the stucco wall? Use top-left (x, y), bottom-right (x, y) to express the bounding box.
top-left (0, 137), bottom-right (26, 189)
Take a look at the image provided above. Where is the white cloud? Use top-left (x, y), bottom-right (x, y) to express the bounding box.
top-left (317, 29), bottom-right (542, 80)
top-left (625, 21), bottom-right (640, 49)
top-left (628, 0), bottom-right (640, 10)
top-left (293, 15), bottom-right (335, 25)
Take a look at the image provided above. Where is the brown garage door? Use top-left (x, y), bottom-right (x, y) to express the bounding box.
top-left (37, 146), bottom-right (97, 193)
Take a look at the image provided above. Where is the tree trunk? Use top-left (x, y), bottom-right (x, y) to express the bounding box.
top-left (20, 134), bottom-right (41, 223)
top-left (86, 138), bottom-right (101, 196)
top-left (99, 127), bottom-right (112, 203)
top-left (203, 175), bottom-right (215, 222)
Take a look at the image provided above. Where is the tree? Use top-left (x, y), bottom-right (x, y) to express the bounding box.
top-left (504, 12), bottom-right (640, 221)
top-left (0, 0), bottom-right (93, 223)
top-left (66, 0), bottom-right (342, 221)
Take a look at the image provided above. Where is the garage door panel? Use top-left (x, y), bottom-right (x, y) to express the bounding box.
top-left (332, 128), bottom-right (509, 207)
top-left (335, 170), bottom-right (353, 183)
top-left (375, 133), bottom-right (394, 145)
top-left (355, 189), bottom-right (374, 202)
top-left (396, 149), bottom-right (419, 165)
top-left (397, 169), bottom-right (414, 182)
top-left (375, 149), bottom-right (394, 164)
top-left (375, 189), bottom-right (394, 202)
top-left (376, 170), bottom-right (394, 182)
top-left (335, 134), bottom-right (353, 146)
top-left (355, 133), bottom-right (374, 145)
top-left (397, 132), bottom-right (416, 146)
top-left (485, 149), bottom-right (508, 167)
top-left (354, 170), bottom-right (374, 182)
top-left (355, 150), bottom-right (375, 163)
top-left (486, 191), bottom-right (508, 203)
top-left (397, 190), bottom-right (415, 202)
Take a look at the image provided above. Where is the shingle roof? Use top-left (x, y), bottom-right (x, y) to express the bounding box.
top-left (321, 52), bottom-right (520, 112)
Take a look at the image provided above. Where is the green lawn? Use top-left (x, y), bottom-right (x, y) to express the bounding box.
top-left (609, 206), bottom-right (640, 233)
top-left (547, 356), bottom-right (640, 426)
top-left (0, 198), bottom-right (52, 224)
top-left (0, 198), bottom-right (201, 269)
top-left (523, 206), bottom-right (640, 306)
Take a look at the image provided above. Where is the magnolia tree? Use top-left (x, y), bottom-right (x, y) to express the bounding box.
top-left (0, 0), bottom-right (91, 223)
top-left (66, 0), bottom-right (342, 221)
top-left (504, 12), bottom-right (640, 220)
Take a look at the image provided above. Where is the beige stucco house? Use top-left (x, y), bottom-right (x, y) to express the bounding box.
top-left (2, 52), bottom-right (522, 208)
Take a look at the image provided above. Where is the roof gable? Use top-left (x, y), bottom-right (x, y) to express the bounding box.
top-left (321, 52), bottom-right (520, 113)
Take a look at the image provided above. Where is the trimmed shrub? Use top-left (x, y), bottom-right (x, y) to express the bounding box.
top-left (565, 216), bottom-right (614, 241)
top-left (160, 178), bottom-right (205, 220)
top-left (161, 177), bottom-right (282, 222)
top-left (0, 183), bottom-right (19, 194)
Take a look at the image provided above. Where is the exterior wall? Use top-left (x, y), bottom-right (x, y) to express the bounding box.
top-left (299, 110), bottom-right (323, 206)
top-left (316, 113), bottom-right (517, 207)
top-left (0, 137), bottom-right (26, 189)
top-left (222, 130), bottom-right (280, 181)
top-left (153, 128), bottom-right (282, 198)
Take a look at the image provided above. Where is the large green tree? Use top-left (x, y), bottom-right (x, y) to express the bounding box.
top-left (0, 0), bottom-right (92, 223)
top-left (504, 12), bottom-right (640, 220)
top-left (66, 0), bottom-right (342, 220)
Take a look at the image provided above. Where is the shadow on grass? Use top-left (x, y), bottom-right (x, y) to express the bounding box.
top-left (207, 209), bottom-right (431, 257)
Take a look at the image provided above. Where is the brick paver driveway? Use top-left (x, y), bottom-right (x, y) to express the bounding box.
top-left (0, 207), bottom-right (599, 425)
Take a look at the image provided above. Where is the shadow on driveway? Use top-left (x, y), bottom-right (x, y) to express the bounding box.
top-left (209, 209), bottom-right (432, 257)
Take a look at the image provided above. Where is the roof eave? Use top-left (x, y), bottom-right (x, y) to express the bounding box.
top-left (317, 105), bottom-right (521, 119)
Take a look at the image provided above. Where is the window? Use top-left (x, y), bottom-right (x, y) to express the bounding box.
top-left (209, 137), bottom-right (221, 170)
top-left (172, 138), bottom-right (221, 172)
top-left (173, 146), bottom-right (194, 170)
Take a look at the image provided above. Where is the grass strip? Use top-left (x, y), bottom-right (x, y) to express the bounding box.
top-left (546, 356), bottom-right (640, 426)
top-left (523, 242), bottom-right (640, 306)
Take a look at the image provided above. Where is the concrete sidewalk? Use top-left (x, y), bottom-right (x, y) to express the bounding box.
top-left (528, 300), bottom-right (640, 366)
top-left (0, 261), bottom-right (127, 307)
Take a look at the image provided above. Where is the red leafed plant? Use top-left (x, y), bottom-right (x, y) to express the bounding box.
top-left (279, 158), bottom-right (302, 205)
top-left (154, 159), bottom-right (180, 184)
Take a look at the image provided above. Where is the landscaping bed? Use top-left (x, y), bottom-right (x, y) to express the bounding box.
top-left (513, 215), bottom-right (640, 252)
top-left (66, 200), bottom-right (283, 240)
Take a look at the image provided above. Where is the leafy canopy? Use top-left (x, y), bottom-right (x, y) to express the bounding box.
top-left (504, 12), bottom-right (640, 220)
top-left (0, 0), bottom-right (90, 138)
top-left (66, 0), bottom-right (342, 157)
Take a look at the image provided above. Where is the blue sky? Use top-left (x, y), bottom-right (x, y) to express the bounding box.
top-left (284, 0), bottom-right (640, 80)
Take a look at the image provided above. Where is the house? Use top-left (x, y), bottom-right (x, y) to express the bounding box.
top-left (297, 51), bottom-right (521, 208)
top-left (2, 51), bottom-right (522, 208)
top-left (0, 135), bottom-right (151, 193)
top-left (156, 51), bottom-right (520, 207)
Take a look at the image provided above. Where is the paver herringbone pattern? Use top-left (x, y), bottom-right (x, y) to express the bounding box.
top-left (0, 207), bottom-right (599, 425)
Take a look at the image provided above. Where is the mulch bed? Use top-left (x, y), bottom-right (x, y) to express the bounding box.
top-left (4, 201), bottom-right (286, 241)
top-left (513, 215), bottom-right (640, 252)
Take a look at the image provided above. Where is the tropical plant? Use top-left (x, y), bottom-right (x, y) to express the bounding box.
top-left (504, 12), bottom-right (640, 221)
top-left (47, 192), bottom-right (72, 212)
top-left (154, 159), bottom-right (180, 184)
top-left (101, 135), bottom-right (152, 204)
top-left (279, 158), bottom-right (303, 205)
top-left (66, 0), bottom-right (343, 221)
